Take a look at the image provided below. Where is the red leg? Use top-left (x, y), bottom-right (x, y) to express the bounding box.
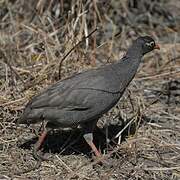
top-left (86, 140), bottom-right (101, 157)
top-left (34, 130), bottom-right (47, 150)
top-left (33, 130), bottom-right (48, 160)
top-left (83, 133), bottom-right (101, 158)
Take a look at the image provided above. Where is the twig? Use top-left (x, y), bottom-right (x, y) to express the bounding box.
top-left (0, 50), bottom-right (25, 85)
top-left (14, 160), bottom-right (42, 176)
top-left (0, 97), bottom-right (26, 107)
top-left (136, 69), bottom-right (180, 80)
top-left (160, 55), bottom-right (180, 71)
top-left (115, 115), bottom-right (136, 139)
top-left (58, 27), bottom-right (98, 79)
top-left (55, 155), bottom-right (74, 173)
top-left (143, 166), bottom-right (180, 171)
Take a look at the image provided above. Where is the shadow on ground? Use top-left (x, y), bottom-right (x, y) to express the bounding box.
top-left (18, 118), bottom-right (139, 157)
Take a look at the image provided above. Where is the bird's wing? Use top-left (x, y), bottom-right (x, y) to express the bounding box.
top-left (26, 69), bottom-right (111, 110)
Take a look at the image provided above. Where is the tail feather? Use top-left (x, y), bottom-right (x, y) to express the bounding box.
top-left (17, 107), bottom-right (44, 125)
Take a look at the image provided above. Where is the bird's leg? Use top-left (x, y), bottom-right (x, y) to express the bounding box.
top-left (83, 133), bottom-right (101, 157)
top-left (82, 121), bottom-right (101, 158)
top-left (33, 121), bottom-right (50, 161)
top-left (34, 130), bottom-right (47, 151)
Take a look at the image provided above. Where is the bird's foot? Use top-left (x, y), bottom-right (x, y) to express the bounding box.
top-left (92, 155), bottom-right (113, 168)
top-left (33, 147), bottom-right (50, 161)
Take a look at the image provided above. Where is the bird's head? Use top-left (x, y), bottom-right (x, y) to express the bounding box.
top-left (135, 36), bottom-right (160, 55)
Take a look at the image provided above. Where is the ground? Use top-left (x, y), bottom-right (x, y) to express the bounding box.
top-left (0, 0), bottom-right (180, 179)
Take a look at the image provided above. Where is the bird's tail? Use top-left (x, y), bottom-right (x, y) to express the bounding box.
top-left (17, 107), bottom-right (43, 125)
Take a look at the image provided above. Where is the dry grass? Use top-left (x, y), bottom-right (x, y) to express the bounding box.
top-left (0, 0), bottom-right (180, 179)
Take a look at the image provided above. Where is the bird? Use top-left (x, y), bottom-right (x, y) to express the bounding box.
top-left (18, 36), bottom-right (160, 160)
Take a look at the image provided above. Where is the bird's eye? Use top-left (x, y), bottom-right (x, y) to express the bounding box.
top-left (146, 41), bottom-right (155, 47)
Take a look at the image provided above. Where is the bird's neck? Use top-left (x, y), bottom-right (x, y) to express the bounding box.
top-left (111, 49), bottom-right (143, 86)
top-left (120, 45), bottom-right (143, 73)
top-left (126, 44), bottom-right (143, 59)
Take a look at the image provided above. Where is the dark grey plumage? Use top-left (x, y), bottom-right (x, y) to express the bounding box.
top-left (18, 36), bottom-right (159, 158)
